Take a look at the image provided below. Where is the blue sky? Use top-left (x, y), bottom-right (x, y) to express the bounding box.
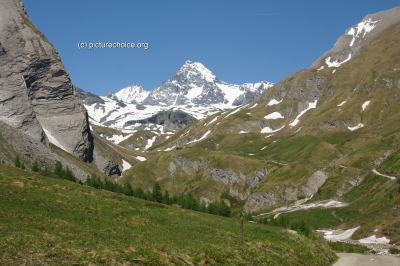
top-left (24, 1), bottom-right (398, 95)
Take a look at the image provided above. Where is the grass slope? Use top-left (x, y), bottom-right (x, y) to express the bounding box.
top-left (0, 164), bottom-right (336, 265)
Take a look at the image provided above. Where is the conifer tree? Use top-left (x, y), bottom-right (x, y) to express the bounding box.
top-left (152, 182), bottom-right (163, 203)
top-left (123, 182), bottom-right (134, 196)
top-left (54, 161), bottom-right (63, 177)
top-left (163, 190), bottom-right (170, 205)
top-left (14, 154), bottom-right (21, 168)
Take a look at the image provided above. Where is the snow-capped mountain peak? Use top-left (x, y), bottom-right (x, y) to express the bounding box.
top-left (114, 84), bottom-right (149, 104)
top-left (81, 60), bottom-right (274, 132)
top-left (178, 60), bottom-right (217, 83)
top-left (142, 60), bottom-right (273, 106)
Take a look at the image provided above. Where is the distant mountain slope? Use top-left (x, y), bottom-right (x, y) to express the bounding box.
top-left (120, 6), bottom-right (400, 244)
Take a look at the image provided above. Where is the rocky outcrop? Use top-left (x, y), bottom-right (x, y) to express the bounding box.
top-left (124, 110), bottom-right (197, 131)
top-left (75, 87), bottom-right (105, 106)
top-left (170, 156), bottom-right (208, 176)
top-left (244, 170), bottom-right (329, 213)
top-left (0, 0), bottom-right (94, 162)
top-left (300, 171), bottom-right (329, 198)
top-left (93, 148), bottom-right (121, 177)
top-left (0, 120), bottom-right (88, 180)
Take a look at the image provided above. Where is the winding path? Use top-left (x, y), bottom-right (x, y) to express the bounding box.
top-left (334, 253), bottom-right (400, 266)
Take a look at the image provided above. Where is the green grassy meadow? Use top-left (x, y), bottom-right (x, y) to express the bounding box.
top-left (0, 164), bottom-right (337, 265)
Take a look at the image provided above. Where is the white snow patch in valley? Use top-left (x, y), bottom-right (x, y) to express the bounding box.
top-left (272, 200), bottom-right (348, 215)
top-left (261, 125), bottom-right (284, 134)
top-left (164, 147), bottom-right (175, 151)
top-left (249, 103), bottom-right (258, 109)
top-left (267, 99), bottom-right (282, 106)
top-left (319, 226), bottom-right (360, 241)
top-left (43, 128), bottom-right (68, 152)
top-left (135, 156), bottom-right (146, 162)
top-left (264, 112), bottom-right (284, 120)
top-left (239, 131), bottom-right (248, 134)
top-left (358, 235), bottom-right (391, 244)
top-left (325, 54), bottom-right (352, 68)
top-left (289, 100), bottom-right (318, 127)
top-left (145, 136), bottom-right (157, 150)
top-left (317, 66), bottom-right (325, 71)
top-left (337, 100), bottom-right (346, 107)
top-left (121, 159), bottom-right (132, 172)
top-left (372, 169), bottom-right (396, 180)
top-left (332, 69), bottom-right (336, 74)
top-left (362, 100), bottom-right (370, 111)
top-left (348, 123), bottom-right (364, 131)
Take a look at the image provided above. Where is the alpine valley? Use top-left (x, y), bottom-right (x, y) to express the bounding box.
top-left (1, 0), bottom-right (400, 264)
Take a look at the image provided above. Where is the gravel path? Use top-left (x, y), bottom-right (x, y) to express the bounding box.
top-left (334, 253), bottom-right (400, 266)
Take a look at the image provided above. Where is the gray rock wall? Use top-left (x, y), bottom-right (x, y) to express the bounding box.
top-left (0, 0), bottom-right (93, 162)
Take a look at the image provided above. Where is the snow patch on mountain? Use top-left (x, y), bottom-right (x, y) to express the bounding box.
top-left (135, 156), bottom-right (147, 162)
top-left (264, 112), bottom-right (284, 120)
top-left (362, 100), bottom-right (370, 111)
top-left (261, 125), bottom-right (284, 134)
top-left (115, 84), bottom-right (149, 103)
top-left (289, 100), bottom-right (318, 127)
top-left (187, 130), bottom-right (212, 144)
top-left (145, 136), bottom-right (157, 150)
top-left (325, 54), bottom-right (352, 68)
top-left (121, 159), bottom-right (132, 172)
top-left (267, 99), bottom-right (283, 106)
top-left (347, 18), bottom-right (379, 47)
top-left (348, 123), bottom-right (364, 131)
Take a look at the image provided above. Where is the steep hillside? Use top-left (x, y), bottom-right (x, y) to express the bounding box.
top-left (121, 7), bottom-right (400, 244)
top-left (0, 163), bottom-right (336, 265)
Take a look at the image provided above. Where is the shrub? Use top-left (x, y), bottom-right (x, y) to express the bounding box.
top-left (389, 247), bottom-right (400, 254)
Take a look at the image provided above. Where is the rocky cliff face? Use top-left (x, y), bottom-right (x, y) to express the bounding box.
top-left (124, 110), bottom-right (197, 131)
top-left (0, 0), bottom-right (94, 162)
